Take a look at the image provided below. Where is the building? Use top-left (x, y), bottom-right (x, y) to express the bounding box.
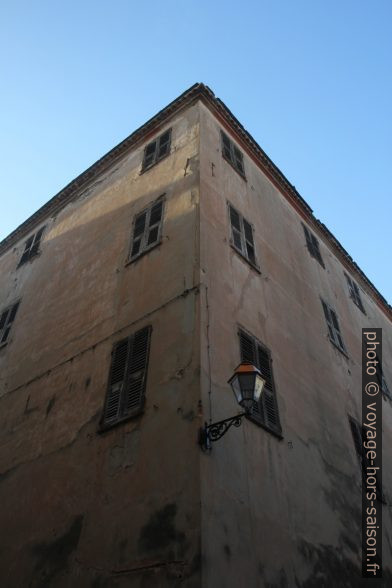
top-left (0, 83), bottom-right (391, 587)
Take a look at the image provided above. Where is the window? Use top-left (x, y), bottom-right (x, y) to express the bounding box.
top-left (142, 129), bottom-right (171, 171)
top-left (101, 326), bottom-right (152, 429)
top-left (238, 329), bottom-right (282, 437)
top-left (375, 358), bottom-right (390, 399)
top-left (349, 416), bottom-right (384, 503)
top-left (345, 273), bottom-right (365, 313)
top-left (128, 197), bottom-right (165, 261)
top-left (0, 302), bottom-right (20, 346)
top-left (302, 224), bottom-right (324, 267)
top-left (18, 226), bottom-right (45, 266)
top-left (228, 203), bottom-right (258, 268)
top-left (221, 131), bottom-right (246, 178)
top-left (321, 300), bottom-right (347, 354)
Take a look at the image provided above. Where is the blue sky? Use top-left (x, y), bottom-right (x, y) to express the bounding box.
top-left (1, 1), bottom-right (391, 302)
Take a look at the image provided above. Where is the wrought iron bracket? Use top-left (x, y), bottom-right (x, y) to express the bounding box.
top-left (198, 412), bottom-right (247, 452)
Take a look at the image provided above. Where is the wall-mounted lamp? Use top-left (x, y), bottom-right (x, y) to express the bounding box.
top-left (199, 363), bottom-right (265, 452)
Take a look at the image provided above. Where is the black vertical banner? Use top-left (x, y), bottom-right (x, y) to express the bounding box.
top-left (362, 328), bottom-right (382, 578)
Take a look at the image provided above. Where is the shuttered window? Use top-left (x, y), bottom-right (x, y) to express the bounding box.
top-left (228, 204), bottom-right (258, 268)
top-left (321, 300), bottom-right (347, 354)
top-left (345, 273), bottom-right (365, 313)
top-left (18, 227), bottom-right (45, 266)
top-left (349, 416), bottom-right (384, 502)
top-left (302, 224), bottom-right (324, 267)
top-left (128, 197), bottom-right (165, 261)
top-left (375, 357), bottom-right (390, 399)
top-left (221, 131), bottom-right (246, 178)
top-left (239, 329), bottom-right (282, 437)
top-left (0, 301), bottom-right (20, 346)
top-left (142, 129), bottom-right (172, 171)
top-left (101, 326), bottom-right (152, 429)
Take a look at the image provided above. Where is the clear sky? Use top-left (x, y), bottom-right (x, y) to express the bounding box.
top-left (1, 1), bottom-right (391, 302)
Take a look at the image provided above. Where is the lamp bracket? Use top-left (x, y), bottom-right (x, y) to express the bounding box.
top-left (199, 412), bottom-right (247, 452)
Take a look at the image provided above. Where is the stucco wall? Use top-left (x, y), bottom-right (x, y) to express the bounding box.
top-left (198, 101), bottom-right (392, 588)
top-left (0, 103), bottom-right (202, 587)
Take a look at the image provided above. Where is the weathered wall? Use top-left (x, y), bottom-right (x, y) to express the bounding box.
top-left (0, 103), bottom-right (202, 587)
top-left (198, 101), bottom-right (392, 587)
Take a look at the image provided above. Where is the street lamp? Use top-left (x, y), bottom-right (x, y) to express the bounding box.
top-left (199, 363), bottom-right (265, 452)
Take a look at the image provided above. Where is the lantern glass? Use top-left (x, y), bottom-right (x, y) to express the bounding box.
top-left (229, 364), bottom-right (266, 412)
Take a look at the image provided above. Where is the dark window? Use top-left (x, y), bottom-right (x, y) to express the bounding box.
top-left (0, 301), bottom-right (20, 346)
top-left (321, 300), bottom-right (347, 354)
top-left (221, 131), bottom-right (246, 178)
top-left (238, 329), bottom-right (282, 437)
top-left (142, 129), bottom-right (172, 171)
top-left (18, 227), bottom-right (45, 266)
top-left (228, 204), bottom-right (258, 268)
top-left (302, 224), bottom-right (324, 267)
top-left (101, 326), bottom-right (152, 429)
top-left (345, 273), bottom-right (365, 313)
top-left (349, 416), bottom-right (384, 503)
top-left (128, 197), bottom-right (165, 261)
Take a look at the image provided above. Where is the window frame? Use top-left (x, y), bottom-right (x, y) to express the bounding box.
top-left (227, 202), bottom-right (260, 272)
top-left (141, 129), bottom-right (172, 172)
top-left (99, 326), bottom-right (152, 432)
top-left (127, 196), bottom-right (165, 263)
top-left (18, 226), bottom-right (45, 267)
top-left (220, 131), bottom-right (246, 179)
top-left (344, 273), bottom-right (366, 314)
top-left (0, 301), bottom-right (20, 348)
top-left (302, 224), bottom-right (324, 268)
top-left (321, 298), bottom-right (348, 356)
top-left (238, 327), bottom-right (282, 438)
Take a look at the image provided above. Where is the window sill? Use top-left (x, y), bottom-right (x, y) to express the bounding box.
top-left (222, 153), bottom-right (247, 181)
top-left (98, 409), bottom-right (144, 434)
top-left (125, 240), bottom-right (162, 266)
top-left (230, 243), bottom-right (261, 274)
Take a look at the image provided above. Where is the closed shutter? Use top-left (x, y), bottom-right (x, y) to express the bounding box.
top-left (103, 339), bottom-right (130, 426)
top-left (157, 130), bottom-right (171, 159)
top-left (239, 330), bottom-right (282, 436)
top-left (102, 326), bottom-right (152, 428)
top-left (123, 326), bottom-right (151, 417)
top-left (143, 141), bottom-right (157, 170)
top-left (322, 301), bottom-right (335, 342)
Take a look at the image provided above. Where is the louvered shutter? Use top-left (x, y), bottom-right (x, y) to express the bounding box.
top-left (0, 302), bottom-right (19, 344)
top-left (221, 132), bottom-right (233, 163)
top-left (303, 225), bottom-right (313, 254)
top-left (0, 309), bottom-right (9, 344)
top-left (123, 326), bottom-right (151, 417)
top-left (330, 309), bottom-right (345, 351)
top-left (233, 145), bottom-right (245, 176)
top-left (157, 130), bottom-right (171, 159)
top-left (102, 339), bottom-right (130, 426)
top-left (147, 200), bottom-right (163, 246)
top-left (243, 219), bottom-right (256, 264)
top-left (229, 206), bottom-right (243, 252)
top-left (239, 330), bottom-right (281, 436)
top-left (130, 211), bottom-right (147, 258)
top-left (143, 140), bottom-right (157, 170)
top-left (321, 301), bottom-right (335, 342)
top-left (30, 226), bottom-right (45, 257)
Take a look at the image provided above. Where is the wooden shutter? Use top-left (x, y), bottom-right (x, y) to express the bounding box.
top-left (102, 326), bottom-right (151, 428)
top-left (233, 145), bottom-right (245, 176)
top-left (321, 301), bottom-right (335, 342)
top-left (243, 219), bottom-right (255, 264)
top-left (221, 131), bottom-right (233, 163)
top-left (0, 302), bottom-right (19, 344)
top-left (330, 308), bottom-right (345, 351)
top-left (229, 205), bottom-right (243, 252)
top-left (146, 200), bottom-right (163, 246)
top-left (19, 235), bottom-right (34, 265)
top-left (143, 140), bottom-right (157, 169)
top-left (157, 130), bottom-right (171, 159)
top-left (123, 326), bottom-right (151, 417)
top-left (102, 339), bottom-right (130, 426)
top-left (30, 227), bottom-right (45, 257)
top-left (303, 225), bottom-right (313, 254)
top-left (130, 211), bottom-right (147, 258)
top-left (239, 330), bottom-right (282, 436)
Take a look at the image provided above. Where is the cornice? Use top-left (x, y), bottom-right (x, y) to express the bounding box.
top-left (0, 83), bottom-right (390, 319)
